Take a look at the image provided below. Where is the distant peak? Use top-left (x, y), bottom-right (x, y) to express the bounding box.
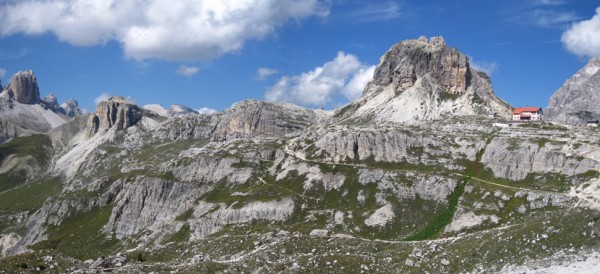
top-left (1, 70), bottom-right (41, 104)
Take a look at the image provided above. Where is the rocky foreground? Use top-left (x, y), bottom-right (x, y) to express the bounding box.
top-left (0, 37), bottom-right (600, 273)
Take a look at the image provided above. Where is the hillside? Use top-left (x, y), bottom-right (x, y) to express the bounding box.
top-left (1, 38), bottom-right (600, 273)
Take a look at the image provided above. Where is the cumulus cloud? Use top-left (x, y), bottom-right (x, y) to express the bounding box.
top-left (196, 107), bottom-right (218, 115)
top-left (255, 67), bottom-right (278, 80)
top-left (0, 0), bottom-right (330, 61)
top-left (265, 52), bottom-right (374, 107)
top-left (176, 65), bottom-right (199, 77)
top-left (94, 92), bottom-right (111, 105)
top-left (0, 68), bottom-right (6, 78)
top-left (562, 7), bottom-right (600, 58)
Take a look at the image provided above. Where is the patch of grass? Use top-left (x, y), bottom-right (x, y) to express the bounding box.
top-left (575, 170), bottom-right (600, 181)
top-left (0, 177), bottom-right (62, 213)
top-left (439, 91), bottom-right (460, 101)
top-left (164, 223), bottom-right (191, 244)
top-left (404, 180), bottom-right (466, 241)
top-left (0, 134), bottom-right (52, 164)
top-left (535, 138), bottom-right (550, 148)
top-left (0, 135), bottom-right (53, 192)
top-left (175, 209), bottom-right (194, 221)
top-left (32, 204), bottom-right (119, 260)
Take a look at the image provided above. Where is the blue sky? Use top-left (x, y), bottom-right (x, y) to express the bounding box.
top-left (0, 0), bottom-right (599, 113)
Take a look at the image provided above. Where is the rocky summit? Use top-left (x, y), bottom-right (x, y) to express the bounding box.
top-left (1, 38), bottom-right (600, 273)
top-left (335, 36), bottom-right (512, 124)
top-left (0, 70), bottom-right (41, 105)
top-left (546, 56), bottom-right (600, 126)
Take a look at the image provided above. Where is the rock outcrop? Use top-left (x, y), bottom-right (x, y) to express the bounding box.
top-left (546, 56), bottom-right (600, 126)
top-left (370, 35), bottom-right (468, 95)
top-left (213, 100), bottom-right (326, 141)
top-left (335, 36), bottom-right (512, 124)
top-left (86, 96), bottom-right (143, 138)
top-left (0, 70), bottom-right (41, 104)
top-left (42, 93), bottom-right (65, 114)
top-left (60, 99), bottom-right (82, 117)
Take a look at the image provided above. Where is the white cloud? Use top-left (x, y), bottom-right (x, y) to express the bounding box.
top-left (562, 7), bottom-right (600, 58)
top-left (196, 107), bottom-right (218, 115)
top-left (0, 0), bottom-right (329, 61)
top-left (469, 57), bottom-right (499, 76)
top-left (530, 9), bottom-right (579, 27)
top-left (265, 52), bottom-right (373, 107)
top-left (176, 65), bottom-right (199, 77)
top-left (0, 68), bottom-right (6, 78)
top-left (94, 92), bottom-right (111, 105)
top-left (342, 66), bottom-right (376, 100)
top-left (345, 1), bottom-right (401, 22)
top-left (255, 67), bottom-right (278, 80)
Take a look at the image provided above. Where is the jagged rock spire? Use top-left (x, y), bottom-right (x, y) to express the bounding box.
top-left (1, 70), bottom-right (41, 104)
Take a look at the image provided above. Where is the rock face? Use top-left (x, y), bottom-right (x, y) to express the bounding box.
top-left (86, 96), bottom-right (143, 138)
top-left (43, 93), bottom-right (65, 114)
top-left (546, 56), bottom-right (600, 125)
top-left (213, 100), bottom-right (324, 141)
top-left (336, 36), bottom-right (512, 124)
top-left (0, 70), bottom-right (41, 104)
top-left (60, 99), bottom-right (82, 117)
top-left (370, 35), bottom-right (468, 95)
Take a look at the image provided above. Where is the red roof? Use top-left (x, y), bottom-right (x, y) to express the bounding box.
top-left (513, 107), bottom-right (542, 115)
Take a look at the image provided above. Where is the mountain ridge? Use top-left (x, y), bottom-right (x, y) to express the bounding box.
top-left (0, 37), bottom-right (600, 273)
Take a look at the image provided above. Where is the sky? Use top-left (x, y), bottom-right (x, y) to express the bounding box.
top-left (0, 0), bottom-right (599, 113)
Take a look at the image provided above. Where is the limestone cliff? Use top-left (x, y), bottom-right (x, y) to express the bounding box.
top-left (546, 56), bottom-right (600, 125)
top-left (0, 70), bottom-right (41, 105)
top-left (86, 96), bottom-right (143, 138)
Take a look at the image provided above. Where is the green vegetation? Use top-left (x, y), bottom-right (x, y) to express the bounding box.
top-left (175, 208), bottom-right (194, 221)
top-left (0, 177), bottom-right (62, 214)
top-left (164, 223), bottom-right (191, 244)
top-left (33, 205), bottom-right (119, 260)
top-left (0, 135), bottom-right (53, 193)
top-left (0, 134), bottom-right (52, 164)
top-left (404, 180), bottom-right (466, 241)
top-left (439, 91), bottom-right (460, 101)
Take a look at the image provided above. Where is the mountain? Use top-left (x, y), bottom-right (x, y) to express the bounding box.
top-left (0, 70), bottom-right (41, 105)
top-left (546, 56), bottom-right (600, 125)
top-left (143, 104), bottom-right (201, 117)
top-left (1, 39), bottom-right (600, 273)
top-left (60, 99), bottom-right (82, 117)
top-left (335, 36), bottom-right (512, 124)
top-left (0, 71), bottom-right (82, 143)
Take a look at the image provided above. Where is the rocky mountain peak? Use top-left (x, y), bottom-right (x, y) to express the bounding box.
top-left (60, 99), bottom-right (82, 118)
top-left (42, 93), bottom-right (63, 113)
top-left (86, 96), bottom-right (143, 138)
top-left (369, 35), bottom-right (469, 96)
top-left (546, 56), bottom-right (600, 125)
top-left (336, 36), bottom-right (512, 124)
top-left (1, 70), bottom-right (41, 104)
